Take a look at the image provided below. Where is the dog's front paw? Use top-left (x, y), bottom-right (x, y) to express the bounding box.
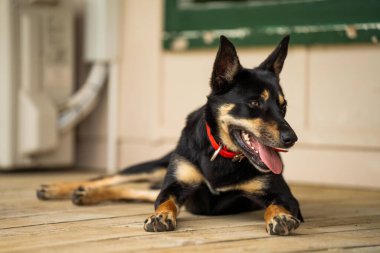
top-left (266, 213), bottom-right (300, 236)
top-left (144, 211), bottom-right (176, 232)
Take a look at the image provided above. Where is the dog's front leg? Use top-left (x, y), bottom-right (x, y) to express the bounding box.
top-left (261, 176), bottom-right (303, 236)
top-left (143, 187), bottom-right (182, 232)
top-left (144, 155), bottom-right (203, 232)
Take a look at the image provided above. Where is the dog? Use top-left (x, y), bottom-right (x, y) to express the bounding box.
top-left (37, 35), bottom-right (303, 235)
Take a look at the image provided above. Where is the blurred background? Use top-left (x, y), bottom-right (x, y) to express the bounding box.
top-left (1, 0), bottom-right (379, 188)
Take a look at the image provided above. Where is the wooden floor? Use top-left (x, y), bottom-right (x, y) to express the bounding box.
top-left (1, 170), bottom-right (380, 253)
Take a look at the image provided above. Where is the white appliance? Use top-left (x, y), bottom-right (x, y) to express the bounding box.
top-left (0, 0), bottom-right (120, 170)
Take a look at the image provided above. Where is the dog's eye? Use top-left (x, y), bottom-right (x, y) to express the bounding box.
top-left (248, 100), bottom-right (260, 108)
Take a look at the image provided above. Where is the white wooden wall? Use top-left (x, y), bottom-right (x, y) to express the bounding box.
top-left (77, 0), bottom-right (380, 188)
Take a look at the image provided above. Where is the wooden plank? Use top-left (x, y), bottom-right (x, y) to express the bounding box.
top-left (1, 211), bottom-right (380, 252)
top-left (8, 227), bottom-right (380, 253)
top-left (310, 245), bottom-right (380, 253)
top-left (1, 193), bottom-right (379, 230)
top-left (0, 171), bottom-right (379, 253)
top-left (145, 230), bottom-right (380, 253)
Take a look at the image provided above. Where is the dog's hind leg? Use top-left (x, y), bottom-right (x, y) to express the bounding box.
top-left (36, 175), bottom-right (129, 200)
top-left (36, 152), bottom-right (172, 201)
top-left (72, 185), bottom-right (160, 205)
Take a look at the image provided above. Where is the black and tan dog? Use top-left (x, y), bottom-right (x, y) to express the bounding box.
top-left (37, 35), bottom-right (303, 235)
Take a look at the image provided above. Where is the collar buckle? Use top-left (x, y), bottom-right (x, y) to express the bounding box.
top-left (232, 153), bottom-right (245, 162)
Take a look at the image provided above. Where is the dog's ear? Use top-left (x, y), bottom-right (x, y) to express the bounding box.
top-left (211, 36), bottom-right (241, 93)
top-left (259, 35), bottom-right (290, 79)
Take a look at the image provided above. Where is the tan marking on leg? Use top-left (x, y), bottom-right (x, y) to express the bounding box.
top-left (175, 157), bottom-right (203, 185)
top-left (265, 204), bottom-right (291, 224)
top-left (144, 197), bottom-right (178, 232)
top-left (72, 185), bottom-right (159, 205)
top-left (216, 177), bottom-right (266, 194)
top-left (261, 89), bottom-right (270, 101)
top-left (156, 197), bottom-right (178, 215)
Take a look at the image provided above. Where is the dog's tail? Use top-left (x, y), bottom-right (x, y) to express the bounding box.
top-left (117, 151), bottom-right (173, 189)
top-left (119, 151), bottom-right (173, 175)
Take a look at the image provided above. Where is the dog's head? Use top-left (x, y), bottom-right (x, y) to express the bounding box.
top-left (207, 35), bottom-right (297, 174)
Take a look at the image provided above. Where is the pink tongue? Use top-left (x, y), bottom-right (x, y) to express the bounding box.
top-left (258, 143), bottom-right (283, 174)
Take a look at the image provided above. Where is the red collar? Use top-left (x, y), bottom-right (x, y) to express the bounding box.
top-left (206, 123), bottom-right (242, 160)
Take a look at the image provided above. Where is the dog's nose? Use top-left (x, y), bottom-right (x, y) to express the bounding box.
top-left (280, 130), bottom-right (298, 147)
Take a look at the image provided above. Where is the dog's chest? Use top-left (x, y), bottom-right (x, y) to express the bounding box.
top-left (200, 157), bottom-right (260, 193)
